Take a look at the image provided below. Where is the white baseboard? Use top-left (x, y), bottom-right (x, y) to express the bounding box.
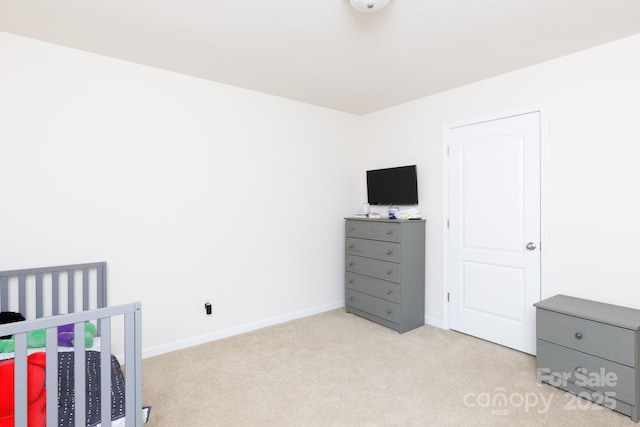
top-left (142, 301), bottom-right (345, 359)
top-left (425, 316), bottom-right (443, 329)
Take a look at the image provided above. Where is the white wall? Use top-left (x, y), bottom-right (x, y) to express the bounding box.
top-left (0, 32), bottom-right (361, 356)
top-left (3, 29), bottom-right (640, 355)
top-left (356, 33), bottom-right (640, 323)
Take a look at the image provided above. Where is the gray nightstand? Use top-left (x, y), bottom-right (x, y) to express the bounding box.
top-left (535, 294), bottom-right (640, 422)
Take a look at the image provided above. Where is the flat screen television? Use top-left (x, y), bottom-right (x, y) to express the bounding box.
top-left (366, 165), bottom-right (418, 205)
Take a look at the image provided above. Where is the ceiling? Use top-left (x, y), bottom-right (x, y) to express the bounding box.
top-left (2, 0), bottom-right (640, 115)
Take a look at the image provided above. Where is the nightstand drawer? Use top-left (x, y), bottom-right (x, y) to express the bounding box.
top-left (346, 238), bottom-right (400, 262)
top-left (346, 255), bottom-right (400, 283)
top-left (345, 272), bottom-right (400, 303)
top-left (537, 309), bottom-right (635, 367)
top-left (345, 220), bottom-right (401, 243)
top-left (537, 340), bottom-right (635, 405)
top-left (346, 289), bottom-right (400, 324)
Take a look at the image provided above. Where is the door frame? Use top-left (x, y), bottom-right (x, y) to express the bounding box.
top-left (441, 104), bottom-right (550, 331)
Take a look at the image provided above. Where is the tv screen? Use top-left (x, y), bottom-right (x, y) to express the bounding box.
top-left (367, 165), bottom-right (418, 205)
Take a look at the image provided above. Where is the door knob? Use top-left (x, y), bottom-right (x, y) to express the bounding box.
top-left (526, 242), bottom-right (537, 251)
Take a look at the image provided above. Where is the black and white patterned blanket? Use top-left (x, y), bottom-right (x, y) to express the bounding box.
top-left (57, 350), bottom-right (127, 427)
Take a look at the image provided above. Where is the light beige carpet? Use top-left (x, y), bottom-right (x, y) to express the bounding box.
top-left (142, 309), bottom-right (631, 426)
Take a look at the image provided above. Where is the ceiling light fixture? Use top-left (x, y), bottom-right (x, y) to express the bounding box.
top-left (348, 0), bottom-right (391, 13)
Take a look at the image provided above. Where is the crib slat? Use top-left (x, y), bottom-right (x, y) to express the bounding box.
top-left (125, 310), bottom-right (135, 425)
top-left (46, 328), bottom-right (59, 426)
top-left (74, 321), bottom-right (86, 427)
top-left (124, 306), bottom-right (143, 426)
top-left (96, 263), bottom-right (106, 336)
top-left (52, 271), bottom-right (60, 315)
top-left (82, 268), bottom-right (89, 310)
top-left (68, 269), bottom-right (75, 313)
top-left (100, 318), bottom-right (112, 426)
top-left (36, 272), bottom-right (43, 318)
top-left (18, 275), bottom-right (27, 316)
top-left (97, 262), bottom-right (106, 309)
top-left (14, 332), bottom-right (28, 427)
top-left (135, 305), bottom-right (143, 426)
top-left (0, 276), bottom-right (7, 311)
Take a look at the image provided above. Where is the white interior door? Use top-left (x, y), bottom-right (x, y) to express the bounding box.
top-left (447, 111), bottom-right (541, 355)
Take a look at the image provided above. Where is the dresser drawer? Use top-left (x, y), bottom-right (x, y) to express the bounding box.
top-left (346, 238), bottom-right (400, 263)
top-left (537, 339), bottom-right (636, 405)
top-left (537, 309), bottom-right (635, 367)
top-left (345, 220), bottom-right (401, 243)
top-left (346, 272), bottom-right (400, 303)
top-left (346, 255), bottom-right (400, 283)
top-left (346, 289), bottom-right (400, 324)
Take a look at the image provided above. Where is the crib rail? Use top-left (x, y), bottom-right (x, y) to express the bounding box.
top-left (0, 302), bottom-right (143, 427)
top-left (0, 261), bottom-right (107, 318)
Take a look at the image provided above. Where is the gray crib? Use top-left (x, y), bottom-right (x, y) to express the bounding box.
top-left (0, 262), bottom-right (144, 427)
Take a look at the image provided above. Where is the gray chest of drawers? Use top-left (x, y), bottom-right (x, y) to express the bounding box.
top-left (344, 218), bottom-right (425, 333)
top-left (535, 295), bottom-right (640, 422)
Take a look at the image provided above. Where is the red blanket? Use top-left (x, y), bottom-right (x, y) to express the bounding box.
top-left (0, 352), bottom-right (46, 427)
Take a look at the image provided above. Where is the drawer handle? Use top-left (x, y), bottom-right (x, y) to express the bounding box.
top-left (348, 279), bottom-right (354, 284)
top-left (386, 269), bottom-right (393, 275)
top-left (386, 230), bottom-right (392, 235)
top-left (386, 250), bottom-right (393, 255)
top-left (575, 332), bottom-right (583, 340)
top-left (386, 289), bottom-right (392, 294)
top-left (349, 262), bottom-right (354, 266)
top-left (386, 309), bottom-right (392, 314)
top-left (348, 244), bottom-right (354, 249)
top-left (348, 296), bottom-right (354, 301)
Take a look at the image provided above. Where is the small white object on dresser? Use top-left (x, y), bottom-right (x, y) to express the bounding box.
top-left (535, 294), bottom-right (640, 422)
